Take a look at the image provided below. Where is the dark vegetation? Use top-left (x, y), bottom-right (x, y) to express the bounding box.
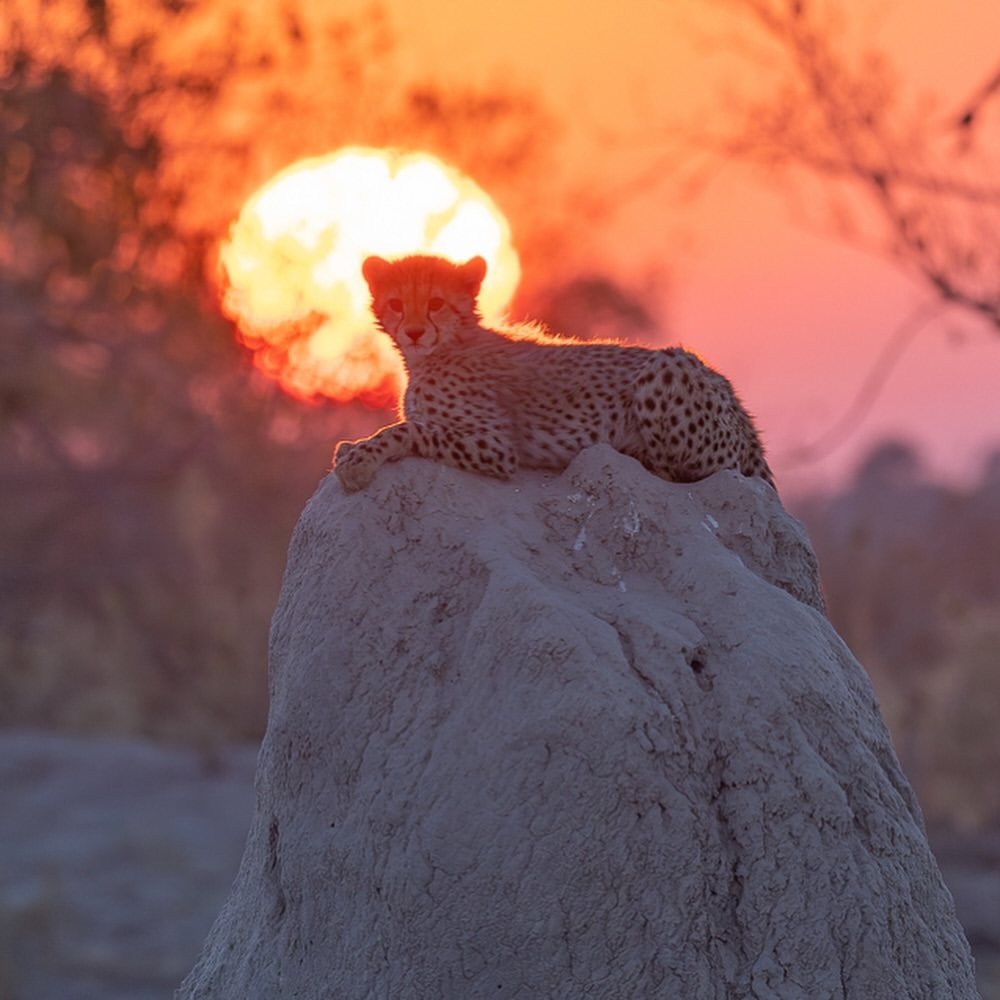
top-left (685, 0), bottom-right (1000, 475)
top-left (693, 0), bottom-right (1000, 333)
top-left (693, 0), bottom-right (1000, 830)
top-left (0, 0), bottom-right (564, 744)
top-left (790, 443), bottom-right (1000, 829)
top-left (1, 0), bottom-right (998, 834)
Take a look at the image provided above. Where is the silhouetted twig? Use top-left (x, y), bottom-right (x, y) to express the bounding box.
top-left (783, 300), bottom-right (944, 465)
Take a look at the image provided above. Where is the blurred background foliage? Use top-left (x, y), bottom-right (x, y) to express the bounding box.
top-left (0, 0), bottom-right (998, 836)
top-left (0, 0), bottom-right (574, 746)
top-left (796, 441), bottom-right (1000, 829)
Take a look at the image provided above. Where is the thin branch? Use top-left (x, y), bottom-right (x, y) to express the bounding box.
top-left (784, 300), bottom-right (945, 465)
top-left (954, 60), bottom-right (1000, 129)
top-left (718, 0), bottom-right (1000, 331)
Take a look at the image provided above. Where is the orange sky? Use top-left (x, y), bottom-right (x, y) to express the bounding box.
top-left (331, 0), bottom-right (1000, 491)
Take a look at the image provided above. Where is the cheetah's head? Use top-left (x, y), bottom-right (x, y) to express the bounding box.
top-left (362, 254), bottom-right (487, 361)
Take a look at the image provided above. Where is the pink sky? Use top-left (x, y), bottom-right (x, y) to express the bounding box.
top-left (342, 0), bottom-right (1000, 490)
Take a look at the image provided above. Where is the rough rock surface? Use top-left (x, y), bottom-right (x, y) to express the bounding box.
top-left (179, 445), bottom-right (978, 999)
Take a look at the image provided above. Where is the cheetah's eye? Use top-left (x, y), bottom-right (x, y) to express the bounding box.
top-left (428, 297), bottom-right (445, 312)
top-left (386, 298), bottom-right (403, 313)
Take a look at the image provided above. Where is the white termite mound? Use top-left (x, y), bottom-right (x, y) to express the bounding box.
top-left (179, 445), bottom-right (978, 999)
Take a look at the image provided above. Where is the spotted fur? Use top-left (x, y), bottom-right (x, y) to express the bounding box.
top-left (334, 254), bottom-right (775, 493)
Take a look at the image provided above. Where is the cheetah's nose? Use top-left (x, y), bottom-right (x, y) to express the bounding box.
top-left (404, 327), bottom-right (425, 344)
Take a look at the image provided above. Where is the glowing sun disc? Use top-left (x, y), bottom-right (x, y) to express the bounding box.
top-left (218, 147), bottom-right (520, 404)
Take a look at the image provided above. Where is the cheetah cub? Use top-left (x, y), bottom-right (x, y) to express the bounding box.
top-left (334, 254), bottom-right (775, 493)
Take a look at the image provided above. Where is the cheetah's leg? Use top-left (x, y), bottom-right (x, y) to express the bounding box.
top-left (403, 386), bottom-right (519, 481)
top-left (334, 405), bottom-right (520, 492)
top-left (334, 422), bottom-right (414, 493)
top-left (406, 415), bottom-right (519, 481)
top-left (633, 349), bottom-right (773, 486)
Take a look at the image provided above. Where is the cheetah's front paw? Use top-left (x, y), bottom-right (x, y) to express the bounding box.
top-left (333, 441), bottom-right (379, 493)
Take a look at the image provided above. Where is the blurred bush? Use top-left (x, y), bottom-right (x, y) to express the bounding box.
top-left (2, 2), bottom-right (997, 837)
top-left (0, 0), bottom-right (564, 745)
top-left (792, 442), bottom-right (1000, 830)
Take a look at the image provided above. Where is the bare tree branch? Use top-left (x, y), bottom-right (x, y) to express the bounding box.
top-left (784, 300), bottom-right (944, 465)
top-left (705, 0), bottom-right (1000, 332)
top-left (954, 60), bottom-right (1000, 130)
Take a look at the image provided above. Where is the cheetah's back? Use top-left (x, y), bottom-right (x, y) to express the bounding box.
top-left (406, 337), bottom-right (773, 487)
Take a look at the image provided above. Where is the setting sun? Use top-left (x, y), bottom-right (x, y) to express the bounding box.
top-left (218, 147), bottom-right (520, 405)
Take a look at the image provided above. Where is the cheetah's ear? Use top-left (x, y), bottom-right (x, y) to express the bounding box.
top-left (362, 256), bottom-right (392, 293)
top-left (457, 256), bottom-right (487, 294)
